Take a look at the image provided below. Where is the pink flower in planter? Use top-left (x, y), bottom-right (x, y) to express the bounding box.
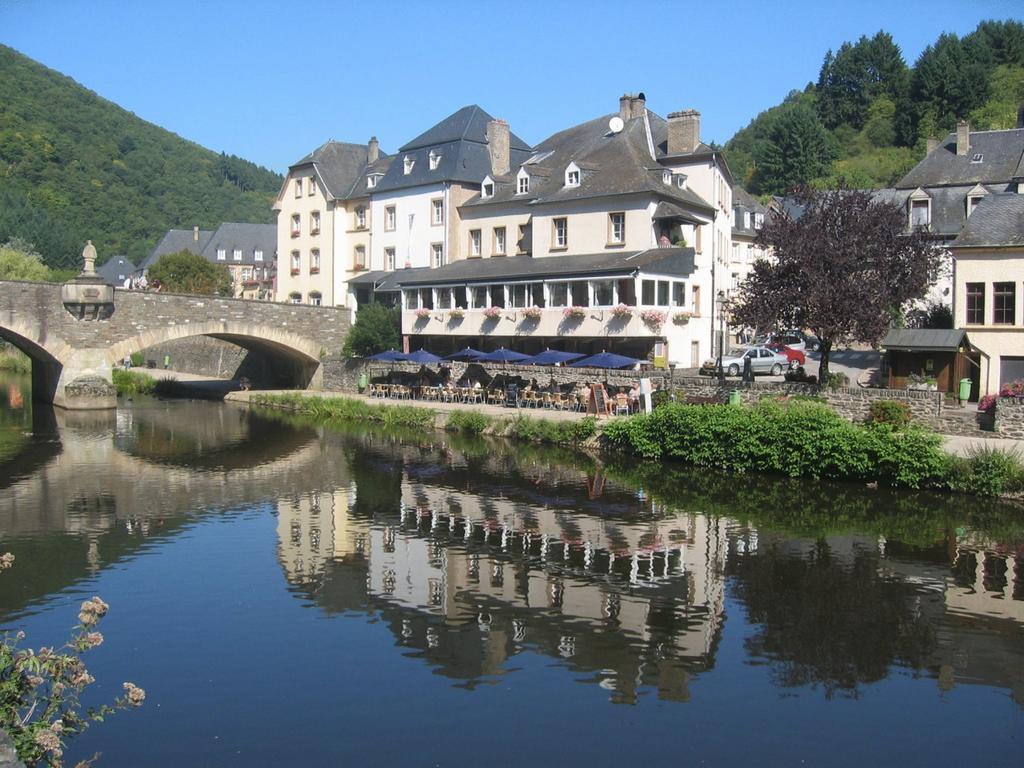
top-left (562, 306), bottom-right (586, 319)
top-left (483, 306), bottom-right (501, 319)
top-left (640, 309), bottom-right (666, 328)
top-left (609, 303), bottom-right (633, 319)
top-left (414, 308), bottom-right (431, 320)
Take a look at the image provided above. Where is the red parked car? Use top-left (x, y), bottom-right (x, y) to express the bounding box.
top-left (766, 342), bottom-right (805, 369)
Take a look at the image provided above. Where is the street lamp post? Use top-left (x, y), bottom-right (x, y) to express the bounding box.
top-left (716, 291), bottom-right (728, 383)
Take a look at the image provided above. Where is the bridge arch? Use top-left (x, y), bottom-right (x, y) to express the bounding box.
top-left (0, 319), bottom-right (72, 404)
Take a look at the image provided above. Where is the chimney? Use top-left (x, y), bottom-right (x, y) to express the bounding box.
top-left (667, 109), bottom-right (701, 155)
top-left (957, 120), bottom-right (970, 156)
top-left (486, 119), bottom-right (510, 176)
top-left (193, 225), bottom-right (199, 242)
top-left (926, 136), bottom-right (939, 154)
top-left (619, 94), bottom-right (632, 122)
top-left (367, 136), bottom-right (379, 164)
top-left (630, 92), bottom-right (646, 120)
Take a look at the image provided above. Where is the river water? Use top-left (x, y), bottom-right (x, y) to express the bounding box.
top-left (0, 372), bottom-right (1022, 766)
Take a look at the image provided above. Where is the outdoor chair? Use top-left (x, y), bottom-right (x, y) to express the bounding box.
top-left (614, 394), bottom-right (630, 416)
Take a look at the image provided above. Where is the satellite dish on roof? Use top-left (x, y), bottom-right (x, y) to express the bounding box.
top-left (608, 116), bottom-right (624, 134)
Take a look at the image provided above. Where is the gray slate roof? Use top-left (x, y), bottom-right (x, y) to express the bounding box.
top-left (201, 223), bottom-right (277, 266)
top-left (731, 186), bottom-right (767, 238)
top-left (141, 228), bottom-right (213, 271)
top-left (898, 129), bottom-right (1024, 189)
top-left (952, 193), bottom-right (1024, 248)
top-left (97, 255), bottom-right (136, 285)
top-left (881, 328), bottom-right (967, 352)
top-left (463, 111), bottom-right (715, 214)
top-left (373, 105), bottom-right (531, 195)
top-left (290, 141), bottom-right (388, 201)
top-left (372, 247), bottom-right (697, 288)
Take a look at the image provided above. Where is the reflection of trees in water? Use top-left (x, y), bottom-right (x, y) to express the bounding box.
top-left (728, 540), bottom-right (938, 698)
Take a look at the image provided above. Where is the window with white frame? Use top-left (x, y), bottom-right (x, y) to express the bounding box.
top-left (291, 214), bottom-right (301, 236)
top-left (566, 167), bottom-right (580, 187)
top-left (968, 195), bottom-right (986, 216)
top-left (548, 282), bottom-right (568, 307)
top-left (489, 284), bottom-right (506, 308)
top-left (254, 249), bottom-right (264, 262)
top-left (482, 181), bottom-right (494, 197)
top-left (289, 292), bottom-right (301, 304)
top-left (494, 227), bottom-right (506, 255)
top-left (308, 178), bottom-right (316, 196)
top-left (592, 280), bottom-right (614, 306)
top-left (428, 150), bottom-right (441, 170)
top-left (552, 218), bottom-right (568, 249)
top-left (290, 251), bottom-right (300, 273)
top-left (216, 248), bottom-right (226, 261)
top-left (403, 156), bottom-right (415, 174)
top-left (469, 230), bottom-right (482, 257)
top-left (431, 198), bottom-right (443, 225)
top-left (404, 289), bottom-right (419, 310)
top-left (471, 286), bottom-right (488, 309)
top-left (419, 288), bottom-right (433, 309)
top-left (355, 207), bottom-right (366, 229)
top-left (510, 284), bottom-right (529, 308)
top-left (431, 242), bottom-right (444, 268)
top-left (570, 281), bottom-right (588, 306)
top-left (233, 248), bottom-right (242, 262)
top-left (385, 247), bottom-right (396, 271)
top-left (663, 170), bottom-right (672, 185)
top-left (241, 267), bottom-right (252, 281)
top-left (672, 282), bottom-right (686, 306)
top-left (309, 292), bottom-right (322, 306)
top-left (910, 198), bottom-right (930, 227)
top-left (608, 212), bottom-right (625, 244)
top-left (453, 286), bottom-right (467, 309)
top-left (436, 287), bottom-right (452, 309)
top-left (353, 245), bottom-right (366, 269)
top-left (311, 249), bottom-right (320, 273)
top-left (367, 174), bottom-right (379, 189)
top-left (517, 173), bottom-right (529, 195)
top-left (294, 180), bottom-right (302, 198)
top-left (311, 210), bottom-right (321, 233)
top-left (385, 206), bottom-right (396, 231)
top-left (517, 224), bottom-right (528, 254)
top-left (754, 213), bottom-right (763, 229)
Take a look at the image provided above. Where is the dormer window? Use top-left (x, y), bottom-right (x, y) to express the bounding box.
top-left (910, 198), bottom-right (930, 227)
top-left (565, 163), bottom-right (580, 188)
top-left (367, 174), bottom-right (380, 189)
top-left (968, 195), bottom-right (985, 216)
top-left (481, 177), bottom-right (495, 198)
top-left (662, 170), bottom-right (672, 185)
top-left (517, 170), bottom-right (530, 195)
top-left (428, 150), bottom-right (441, 170)
top-left (754, 213), bottom-right (763, 229)
top-left (743, 212), bottom-right (751, 229)
top-left (676, 175), bottom-right (686, 189)
top-left (403, 156), bottom-right (415, 175)
top-left (971, 153), bottom-right (984, 164)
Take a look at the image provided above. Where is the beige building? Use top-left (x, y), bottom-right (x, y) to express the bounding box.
top-left (951, 193), bottom-right (1024, 394)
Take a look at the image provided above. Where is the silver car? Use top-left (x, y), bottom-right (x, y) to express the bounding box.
top-left (721, 346), bottom-right (789, 377)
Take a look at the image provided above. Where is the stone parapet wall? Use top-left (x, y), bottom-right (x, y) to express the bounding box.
top-left (995, 399), bottom-right (1024, 438)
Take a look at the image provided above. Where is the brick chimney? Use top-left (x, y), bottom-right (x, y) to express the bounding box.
top-left (668, 110), bottom-right (701, 155)
top-left (957, 120), bottom-right (970, 156)
top-left (367, 136), bottom-right (379, 164)
top-left (619, 94), bottom-right (632, 122)
top-left (926, 136), bottom-right (939, 154)
top-left (630, 92), bottom-right (646, 119)
top-left (486, 119), bottom-right (510, 176)
top-left (193, 225), bottom-right (199, 242)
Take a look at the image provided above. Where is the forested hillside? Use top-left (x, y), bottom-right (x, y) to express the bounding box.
top-left (725, 20), bottom-right (1024, 195)
top-left (0, 45), bottom-right (282, 268)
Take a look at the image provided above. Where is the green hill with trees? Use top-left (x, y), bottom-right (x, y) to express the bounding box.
top-left (725, 19), bottom-right (1024, 195)
top-left (0, 44), bottom-right (282, 269)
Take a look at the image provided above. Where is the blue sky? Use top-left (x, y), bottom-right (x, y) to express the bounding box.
top-left (1, 0), bottom-right (1021, 173)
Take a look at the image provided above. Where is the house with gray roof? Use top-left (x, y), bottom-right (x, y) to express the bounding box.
top-left (97, 255), bottom-right (136, 286)
top-left (140, 226), bottom-right (213, 272)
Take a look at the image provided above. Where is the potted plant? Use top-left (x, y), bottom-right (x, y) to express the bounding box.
top-left (640, 309), bottom-right (666, 329)
top-left (672, 310), bottom-right (695, 324)
top-left (521, 306), bottom-right (542, 320)
top-left (562, 306), bottom-right (586, 320)
top-left (449, 308), bottom-right (465, 320)
top-left (414, 308), bottom-right (431, 320)
top-left (483, 306), bottom-right (501, 320)
top-left (609, 303), bottom-right (633, 319)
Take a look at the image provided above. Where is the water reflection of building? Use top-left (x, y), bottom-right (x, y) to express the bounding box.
top-left (275, 448), bottom-right (735, 703)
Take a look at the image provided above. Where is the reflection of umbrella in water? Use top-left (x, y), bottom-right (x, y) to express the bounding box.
top-left (445, 347), bottom-right (485, 361)
top-left (523, 348), bottom-right (586, 366)
top-left (405, 349), bottom-right (443, 364)
top-left (476, 347), bottom-right (531, 363)
top-left (365, 349), bottom-right (408, 361)
top-left (569, 351), bottom-right (644, 369)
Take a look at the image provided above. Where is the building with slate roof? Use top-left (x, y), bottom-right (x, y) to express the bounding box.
top-left (96, 255), bottom-right (136, 286)
top-left (143, 223), bottom-right (276, 299)
top-left (728, 187), bottom-right (769, 295)
top-left (950, 193), bottom-right (1024, 395)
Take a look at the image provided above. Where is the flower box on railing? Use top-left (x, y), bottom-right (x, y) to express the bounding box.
top-left (290, 231), bottom-right (300, 238)
top-left (562, 306), bottom-right (586, 319)
top-left (290, 268), bottom-right (300, 275)
top-left (310, 267), bottom-right (320, 274)
top-left (640, 309), bottom-right (667, 329)
top-left (483, 306), bottom-right (501, 320)
top-left (449, 308), bottom-right (465, 320)
top-left (310, 228), bottom-right (320, 235)
top-left (609, 304), bottom-right (633, 320)
top-left (672, 310), bottom-right (695, 324)
top-left (521, 306), bottom-right (542, 320)
top-left (414, 308), bottom-right (432, 320)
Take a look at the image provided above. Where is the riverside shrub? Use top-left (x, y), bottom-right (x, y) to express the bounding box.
top-left (602, 401), bottom-right (951, 488)
top-left (869, 400), bottom-right (912, 428)
top-left (445, 411), bottom-right (491, 434)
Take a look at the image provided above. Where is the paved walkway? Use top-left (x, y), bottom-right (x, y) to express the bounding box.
top-left (941, 434), bottom-right (1024, 457)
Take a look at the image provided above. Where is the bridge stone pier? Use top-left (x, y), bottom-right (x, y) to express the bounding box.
top-left (0, 279), bottom-right (351, 409)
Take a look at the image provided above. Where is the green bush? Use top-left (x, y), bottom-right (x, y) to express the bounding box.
top-left (953, 445), bottom-right (1024, 496)
top-left (130, 352), bottom-right (144, 367)
top-left (252, 394), bottom-right (434, 429)
top-left (0, 352), bottom-right (30, 374)
top-left (869, 399), bottom-right (912, 429)
top-left (506, 415), bottom-right (596, 446)
top-left (111, 369), bottom-right (155, 395)
top-left (823, 371), bottom-right (850, 390)
top-left (446, 411), bottom-right (491, 434)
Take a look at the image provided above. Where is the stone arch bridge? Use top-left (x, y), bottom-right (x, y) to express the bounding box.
top-left (0, 280), bottom-right (351, 408)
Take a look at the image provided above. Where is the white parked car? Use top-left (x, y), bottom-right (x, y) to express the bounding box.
top-left (720, 346), bottom-right (790, 377)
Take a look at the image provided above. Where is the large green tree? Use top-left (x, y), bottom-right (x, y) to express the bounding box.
top-left (343, 303), bottom-right (401, 357)
top-left (753, 103), bottom-right (833, 195)
top-left (816, 32), bottom-right (908, 130)
top-left (732, 185), bottom-right (942, 383)
top-left (147, 250), bottom-right (232, 296)
top-left (0, 240), bottom-right (50, 281)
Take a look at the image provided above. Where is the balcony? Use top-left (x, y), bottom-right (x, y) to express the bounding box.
top-left (402, 306), bottom-right (676, 339)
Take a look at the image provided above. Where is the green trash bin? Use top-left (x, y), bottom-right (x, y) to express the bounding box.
top-left (959, 378), bottom-right (972, 402)
top-left (729, 389), bottom-right (742, 406)
top-left (358, 373), bottom-right (368, 394)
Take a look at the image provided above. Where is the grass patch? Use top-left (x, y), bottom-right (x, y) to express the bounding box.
top-left (252, 393), bottom-right (435, 429)
top-left (504, 415), bottom-right (597, 446)
top-left (445, 410), bottom-right (492, 435)
top-left (112, 368), bottom-right (156, 395)
top-left (0, 352), bottom-right (30, 374)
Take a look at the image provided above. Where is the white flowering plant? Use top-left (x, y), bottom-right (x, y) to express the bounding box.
top-left (0, 553), bottom-right (144, 767)
top-left (609, 303), bottom-right (633, 319)
top-left (521, 306), bottom-right (542, 320)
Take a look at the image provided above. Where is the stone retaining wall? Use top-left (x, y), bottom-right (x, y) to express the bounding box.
top-left (995, 399), bottom-right (1024, 438)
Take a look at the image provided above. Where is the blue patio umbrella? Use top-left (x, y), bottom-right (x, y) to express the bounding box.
top-left (405, 348), bottom-right (443, 364)
top-left (366, 349), bottom-right (408, 362)
top-left (445, 347), bottom-right (485, 361)
top-left (476, 347), bottom-right (531, 363)
top-left (569, 351), bottom-right (644, 369)
top-left (523, 349), bottom-right (586, 366)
